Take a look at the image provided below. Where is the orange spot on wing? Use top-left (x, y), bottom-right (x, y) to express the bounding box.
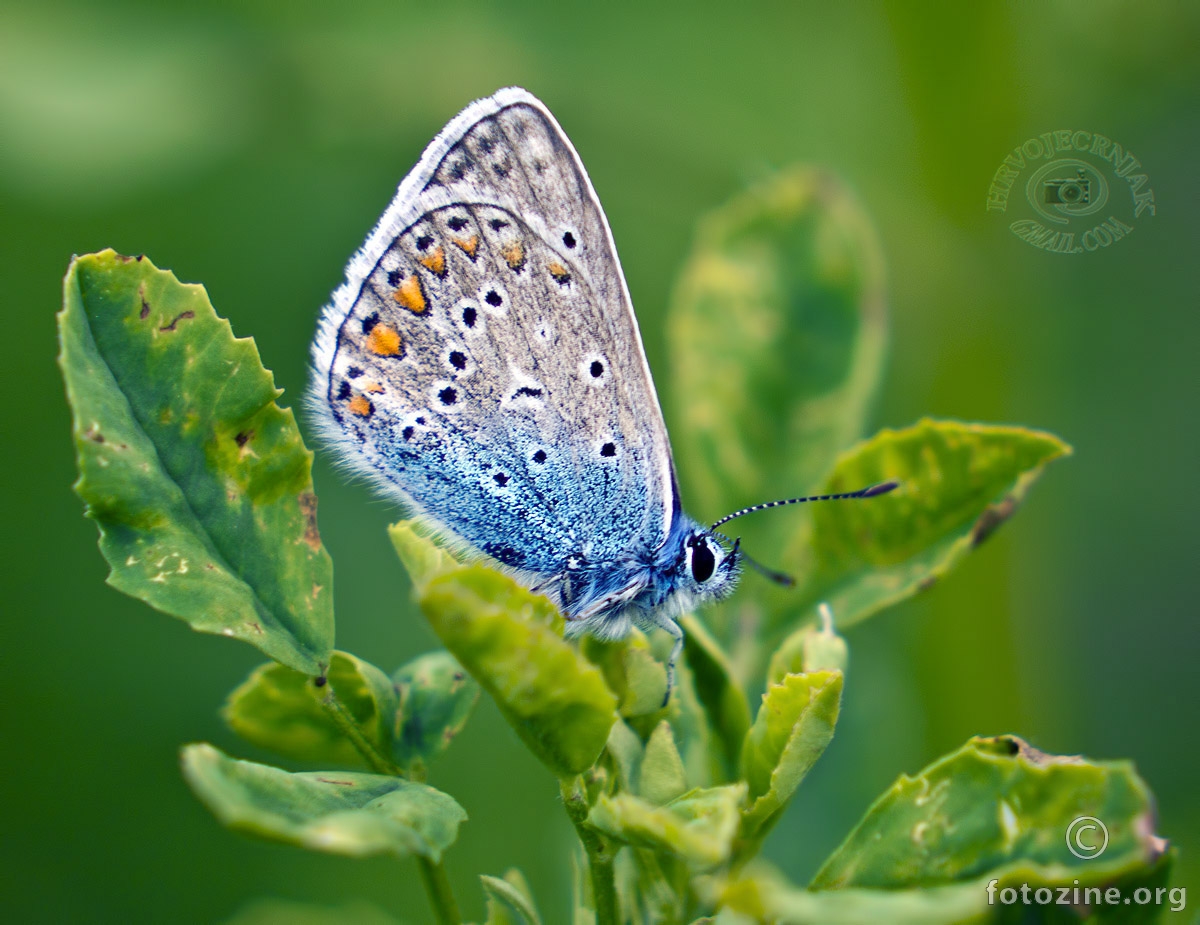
top-left (393, 274), bottom-right (427, 314)
top-left (548, 262), bottom-right (571, 283)
top-left (501, 241), bottom-right (526, 271)
top-left (362, 381), bottom-right (385, 393)
top-left (348, 395), bottom-right (373, 417)
top-left (366, 323), bottom-right (403, 356)
top-left (452, 235), bottom-right (479, 258)
top-left (418, 246), bottom-right (446, 277)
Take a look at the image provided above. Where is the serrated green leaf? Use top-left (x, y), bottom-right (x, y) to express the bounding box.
top-left (811, 735), bottom-right (1166, 891)
top-left (59, 251), bottom-right (333, 674)
top-left (740, 671), bottom-right (843, 845)
top-left (668, 167), bottom-right (887, 557)
top-left (482, 869), bottom-right (543, 925)
top-left (779, 419), bottom-right (1071, 631)
top-left (223, 651), bottom-right (396, 769)
top-left (181, 743), bottom-right (465, 860)
top-left (680, 614), bottom-right (751, 781)
top-left (399, 527), bottom-right (616, 777)
top-left (392, 650), bottom-right (480, 772)
top-left (639, 721), bottom-right (687, 805)
top-left (588, 784), bottom-right (747, 871)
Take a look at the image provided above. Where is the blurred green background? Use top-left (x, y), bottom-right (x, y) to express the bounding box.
top-left (3, 1), bottom-right (1197, 921)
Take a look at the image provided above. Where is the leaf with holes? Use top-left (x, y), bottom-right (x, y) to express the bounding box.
top-left (776, 419), bottom-right (1071, 632)
top-left (222, 652), bottom-right (395, 769)
top-left (810, 735), bottom-right (1167, 891)
top-left (668, 167), bottom-right (887, 557)
top-left (59, 250), bottom-right (333, 674)
top-left (181, 743), bottom-right (465, 860)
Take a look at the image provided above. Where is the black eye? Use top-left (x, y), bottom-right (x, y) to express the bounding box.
top-left (689, 538), bottom-right (716, 583)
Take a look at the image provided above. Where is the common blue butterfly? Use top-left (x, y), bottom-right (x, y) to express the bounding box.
top-left (310, 88), bottom-right (894, 698)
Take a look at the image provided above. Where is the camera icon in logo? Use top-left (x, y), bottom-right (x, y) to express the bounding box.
top-left (1026, 158), bottom-right (1108, 225)
top-left (1043, 170), bottom-right (1091, 205)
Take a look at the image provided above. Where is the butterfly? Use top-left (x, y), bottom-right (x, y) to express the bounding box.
top-left (310, 88), bottom-right (894, 699)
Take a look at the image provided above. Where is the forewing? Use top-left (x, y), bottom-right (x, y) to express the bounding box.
top-left (310, 88), bottom-right (677, 576)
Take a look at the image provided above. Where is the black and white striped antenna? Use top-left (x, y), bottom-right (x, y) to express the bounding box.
top-left (710, 480), bottom-right (899, 532)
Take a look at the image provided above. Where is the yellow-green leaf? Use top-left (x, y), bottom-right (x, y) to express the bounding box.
top-left (59, 251), bottom-right (333, 674)
top-left (398, 528), bottom-right (616, 777)
top-left (388, 520), bottom-right (461, 593)
top-left (740, 671), bottom-right (843, 845)
top-left (766, 604), bottom-right (848, 686)
top-left (639, 721), bottom-right (688, 805)
top-left (588, 784), bottom-right (747, 871)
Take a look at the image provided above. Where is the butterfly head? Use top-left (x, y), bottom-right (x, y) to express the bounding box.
top-left (679, 530), bottom-right (742, 603)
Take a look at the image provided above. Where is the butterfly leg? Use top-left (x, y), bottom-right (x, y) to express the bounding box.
top-left (634, 609), bottom-right (683, 707)
top-left (661, 618), bottom-right (684, 707)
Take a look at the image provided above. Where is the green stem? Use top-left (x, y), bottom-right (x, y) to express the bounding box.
top-left (315, 682), bottom-right (404, 777)
top-left (416, 855), bottom-right (462, 925)
top-left (561, 777), bottom-right (618, 925)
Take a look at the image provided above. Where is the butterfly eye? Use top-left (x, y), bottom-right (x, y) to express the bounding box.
top-left (688, 537), bottom-right (716, 583)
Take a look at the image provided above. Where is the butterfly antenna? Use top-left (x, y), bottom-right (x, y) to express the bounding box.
top-left (713, 532), bottom-right (795, 587)
top-left (710, 480), bottom-right (900, 532)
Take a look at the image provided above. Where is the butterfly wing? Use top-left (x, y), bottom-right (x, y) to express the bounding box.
top-left (310, 88), bottom-right (677, 582)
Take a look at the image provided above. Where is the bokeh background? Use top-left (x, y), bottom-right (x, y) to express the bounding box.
top-left (3, 2), bottom-right (1197, 921)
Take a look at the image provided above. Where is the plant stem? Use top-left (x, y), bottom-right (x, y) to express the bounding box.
top-left (416, 855), bottom-right (462, 925)
top-left (561, 777), bottom-right (618, 925)
top-left (316, 683), bottom-right (404, 777)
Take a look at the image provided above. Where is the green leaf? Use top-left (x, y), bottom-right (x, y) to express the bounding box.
top-left (719, 863), bottom-right (991, 925)
top-left (388, 521), bottom-right (461, 593)
top-left (781, 419), bottom-right (1071, 631)
top-left (639, 721), bottom-right (688, 805)
top-left (604, 720), bottom-right (644, 792)
top-left (397, 524), bottom-right (616, 777)
top-left (766, 604), bottom-right (848, 686)
top-left (680, 614), bottom-right (751, 780)
top-left (482, 869), bottom-right (543, 925)
top-left (223, 652), bottom-right (396, 769)
top-left (668, 167), bottom-right (887, 553)
top-left (392, 650), bottom-right (480, 772)
top-left (588, 784), bottom-right (747, 871)
top-left (739, 671), bottom-right (843, 844)
top-left (721, 852), bottom-right (1177, 923)
top-left (181, 743), bottom-right (465, 860)
top-left (59, 251), bottom-right (333, 674)
top-left (810, 735), bottom-right (1166, 891)
top-left (224, 898), bottom-right (401, 925)
top-left (583, 634), bottom-right (669, 720)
